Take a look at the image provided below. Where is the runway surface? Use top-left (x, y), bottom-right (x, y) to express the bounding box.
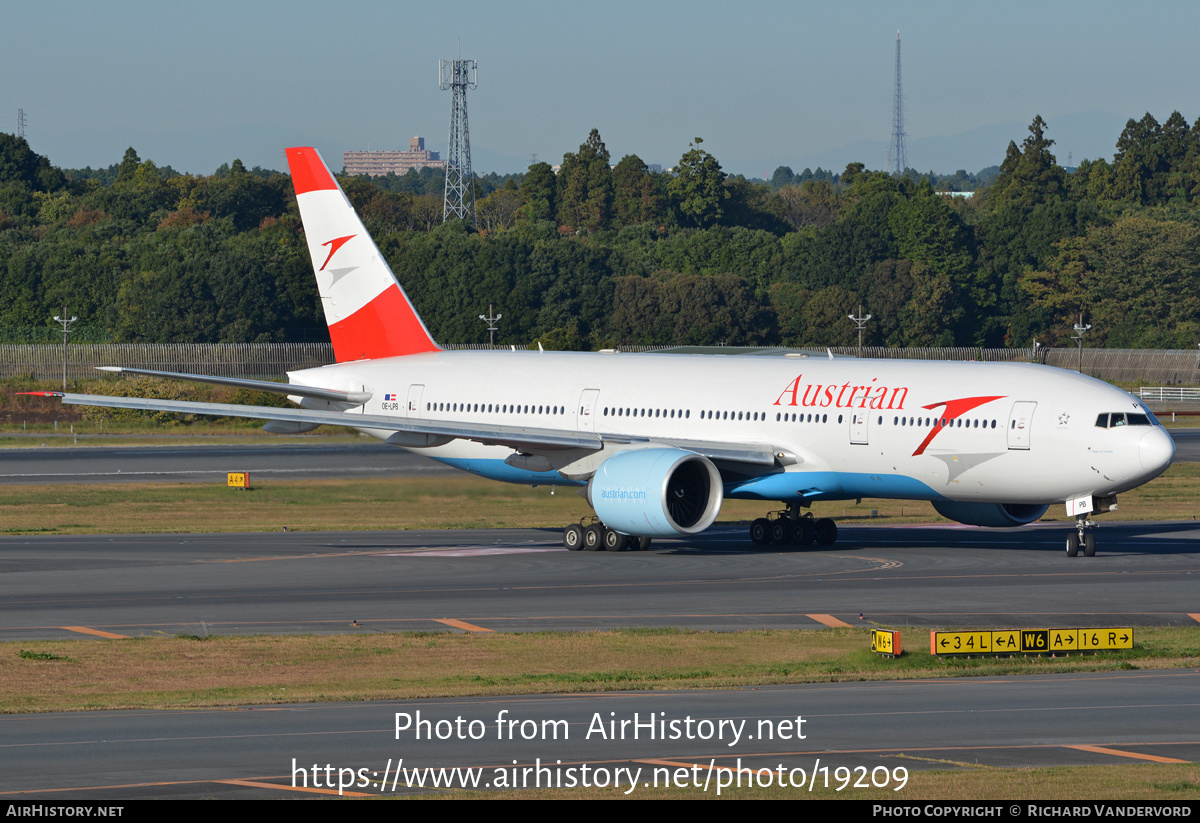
top-left (1168, 427), bottom-right (1200, 461)
top-left (3, 522), bottom-right (1200, 640)
top-left (0, 442), bottom-right (453, 483)
top-left (0, 427), bottom-right (1194, 485)
top-left (1, 441), bottom-right (1197, 799)
top-left (3, 670), bottom-right (1197, 799)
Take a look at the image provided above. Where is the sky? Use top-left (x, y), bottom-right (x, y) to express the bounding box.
top-left (2, 0), bottom-right (1197, 177)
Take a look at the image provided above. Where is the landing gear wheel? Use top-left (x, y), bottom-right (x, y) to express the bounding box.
top-left (814, 518), bottom-right (838, 546)
top-left (770, 520), bottom-right (790, 545)
top-left (1082, 532), bottom-right (1095, 557)
top-left (564, 524), bottom-right (584, 551)
top-left (1066, 532), bottom-right (1079, 557)
top-left (792, 518), bottom-right (815, 547)
top-left (583, 524), bottom-right (604, 551)
top-left (635, 536), bottom-right (652, 551)
top-left (750, 518), bottom-right (771, 546)
top-left (602, 529), bottom-right (626, 551)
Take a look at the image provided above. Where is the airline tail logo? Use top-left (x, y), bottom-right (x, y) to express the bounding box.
top-left (320, 234), bottom-right (356, 271)
top-left (286, 146), bottom-right (440, 362)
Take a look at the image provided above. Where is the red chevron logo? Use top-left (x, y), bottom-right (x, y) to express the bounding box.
top-left (319, 234), bottom-right (356, 271)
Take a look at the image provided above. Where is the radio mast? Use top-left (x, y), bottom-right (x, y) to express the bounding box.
top-left (885, 31), bottom-right (907, 176)
top-left (440, 57), bottom-right (478, 225)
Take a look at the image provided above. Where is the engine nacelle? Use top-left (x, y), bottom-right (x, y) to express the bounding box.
top-left (587, 448), bottom-right (723, 537)
top-left (931, 501), bottom-right (1049, 528)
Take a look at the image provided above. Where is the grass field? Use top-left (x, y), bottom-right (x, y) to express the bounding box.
top-left (6, 628), bottom-right (1199, 799)
top-left (1, 427), bottom-right (1196, 799)
top-left (6, 627), bottom-right (1199, 714)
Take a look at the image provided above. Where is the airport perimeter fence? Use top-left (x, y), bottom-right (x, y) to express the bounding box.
top-left (2, 343), bottom-right (1199, 385)
top-left (829, 346), bottom-right (1200, 384)
top-left (0, 343), bottom-right (335, 381)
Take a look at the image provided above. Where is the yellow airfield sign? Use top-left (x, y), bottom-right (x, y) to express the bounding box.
top-left (930, 627), bottom-right (1132, 655)
top-left (871, 629), bottom-right (902, 656)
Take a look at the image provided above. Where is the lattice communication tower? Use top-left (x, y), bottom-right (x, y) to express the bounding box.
top-left (885, 31), bottom-right (907, 176)
top-left (440, 58), bottom-right (477, 224)
top-left (17, 109), bottom-right (27, 139)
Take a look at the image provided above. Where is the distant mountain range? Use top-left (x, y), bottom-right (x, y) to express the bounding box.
top-left (727, 110), bottom-right (1131, 181)
top-left (35, 109), bottom-right (1132, 182)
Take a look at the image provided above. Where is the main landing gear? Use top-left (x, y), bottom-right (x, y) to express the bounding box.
top-left (749, 503), bottom-right (837, 549)
top-left (563, 517), bottom-right (651, 552)
top-left (1065, 516), bottom-right (1097, 558)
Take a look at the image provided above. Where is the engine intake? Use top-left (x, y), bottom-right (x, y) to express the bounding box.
top-left (587, 448), bottom-right (723, 537)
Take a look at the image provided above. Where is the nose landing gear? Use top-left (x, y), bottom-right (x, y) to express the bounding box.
top-left (1066, 516), bottom-right (1097, 558)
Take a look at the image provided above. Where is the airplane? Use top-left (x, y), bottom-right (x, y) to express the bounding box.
top-left (26, 146), bottom-right (1175, 558)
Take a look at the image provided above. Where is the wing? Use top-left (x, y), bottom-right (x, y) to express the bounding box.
top-left (27, 381), bottom-right (779, 468)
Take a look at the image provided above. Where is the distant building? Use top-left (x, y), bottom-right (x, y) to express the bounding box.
top-left (343, 137), bottom-right (445, 177)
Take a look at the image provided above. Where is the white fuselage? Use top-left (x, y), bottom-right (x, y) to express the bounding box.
top-left (291, 350), bottom-right (1174, 507)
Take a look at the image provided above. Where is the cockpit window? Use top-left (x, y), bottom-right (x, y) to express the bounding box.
top-left (1096, 411), bottom-right (1152, 428)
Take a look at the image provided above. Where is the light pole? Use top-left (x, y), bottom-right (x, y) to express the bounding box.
top-left (52, 309), bottom-right (77, 390)
top-left (1072, 314), bottom-right (1091, 374)
top-left (847, 305), bottom-right (872, 357)
top-left (479, 304), bottom-right (501, 348)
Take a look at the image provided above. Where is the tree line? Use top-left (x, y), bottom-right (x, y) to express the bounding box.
top-left (1, 111), bottom-right (1199, 350)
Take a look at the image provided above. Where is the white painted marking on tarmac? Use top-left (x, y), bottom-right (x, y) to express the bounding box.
top-left (389, 546), bottom-right (563, 557)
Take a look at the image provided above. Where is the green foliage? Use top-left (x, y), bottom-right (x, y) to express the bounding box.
top-left (556, 129), bottom-right (613, 231)
top-left (610, 271), bottom-right (774, 346)
top-left (18, 649), bottom-right (73, 661)
top-left (669, 138), bottom-right (728, 228)
top-left (0, 134), bottom-right (67, 193)
top-left (1021, 216), bottom-right (1200, 347)
top-left (611, 154), bottom-right (667, 227)
top-left (1, 110), bottom-right (1199, 352)
top-left (519, 162), bottom-right (557, 223)
top-left (986, 116), bottom-right (1066, 208)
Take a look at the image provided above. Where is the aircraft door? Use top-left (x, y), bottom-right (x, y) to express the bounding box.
top-left (407, 384), bottom-right (425, 418)
top-left (577, 389), bottom-right (600, 432)
top-left (849, 410), bottom-right (869, 445)
top-left (1007, 401), bottom-right (1036, 449)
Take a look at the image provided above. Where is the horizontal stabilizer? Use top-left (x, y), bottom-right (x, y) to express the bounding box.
top-left (93, 366), bottom-right (372, 404)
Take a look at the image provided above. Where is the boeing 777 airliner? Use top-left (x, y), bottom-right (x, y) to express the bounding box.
top-left (29, 147), bottom-right (1175, 557)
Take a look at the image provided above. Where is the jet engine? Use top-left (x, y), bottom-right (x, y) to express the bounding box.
top-left (931, 501), bottom-right (1049, 528)
top-left (587, 448), bottom-right (723, 537)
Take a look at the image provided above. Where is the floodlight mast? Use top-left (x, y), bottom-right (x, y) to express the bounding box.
top-left (52, 309), bottom-right (77, 390)
top-left (1072, 314), bottom-right (1092, 374)
top-left (848, 305), bottom-right (873, 357)
top-left (479, 304), bottom-right (501, 347)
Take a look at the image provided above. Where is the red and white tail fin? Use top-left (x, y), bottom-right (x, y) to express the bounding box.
top-left (286, 146), bottom-right (440, 361)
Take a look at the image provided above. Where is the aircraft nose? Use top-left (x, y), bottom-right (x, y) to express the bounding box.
top-left (1139, 428), bottom-right (1175, 474)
